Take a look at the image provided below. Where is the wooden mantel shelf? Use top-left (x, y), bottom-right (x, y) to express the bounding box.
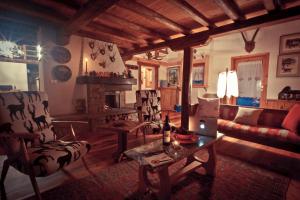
top-left (76, 76), bottom-right (137, 85)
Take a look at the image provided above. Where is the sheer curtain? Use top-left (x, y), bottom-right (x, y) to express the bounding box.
top-left (217, 70), bottom-right (238, 98)
top-left (237, 60), bottom-right (262, 98)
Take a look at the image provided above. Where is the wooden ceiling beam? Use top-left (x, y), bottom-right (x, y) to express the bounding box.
top-left (122, 6), bottom-right (300, 57)
top-left (30, 0), bottom-right (76, 17)
top-left (213, 0), bottom-right (245, 21)
top-left (118, 0), bottom-right (190, 34)
top-left (170, 0), bottom-right (217, 28)
top-left (95, 14), bottom-right (170, 41)
top-left (0, 9), bottom-right (47, 28)
top-left (76, 30), bottom-right (133, 49)
top-left (64, 0), bottom-right (120, 33)
top-left (0, 0), bottom-right (66, 26)
top-left (88, 22), bottom-right (148, 45)
top-left (263, 0), bottom-right (283, 11)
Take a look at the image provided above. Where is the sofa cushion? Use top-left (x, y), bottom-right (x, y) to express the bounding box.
top-left (233, 107), bottom-right (263, 126)
top-left (195, 97), bottom-right (220, 118)
top-left (218, 119), bottom-right (300, 145)
top-left (282, 104), bottom-right (300, 134)
top-left (11, 140), bottom-right (91, 177)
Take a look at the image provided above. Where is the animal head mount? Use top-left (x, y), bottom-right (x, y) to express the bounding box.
top-left (241, 28), bottom-right (259, 53)
top-left (109, 52), bottom-right (116, 62)
top-left (106, 44), bottom-right (114, 51)
top-left (98, 44), bottom-right (106, 55)
top-left (98, 60), bottom-right (106, 68)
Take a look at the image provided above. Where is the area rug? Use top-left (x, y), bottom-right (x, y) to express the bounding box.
top-left (26, 153), bottom-right (290, 200)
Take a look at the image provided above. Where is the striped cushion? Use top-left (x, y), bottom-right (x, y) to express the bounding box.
top-left (218, 119), bottom-right (300, 144)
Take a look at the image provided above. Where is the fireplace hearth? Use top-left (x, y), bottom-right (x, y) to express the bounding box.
top-left (105, 91), bottom-right (120, 108)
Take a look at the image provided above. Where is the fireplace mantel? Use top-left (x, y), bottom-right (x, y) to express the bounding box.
top-left (76, 76), bottom-right (137, 85)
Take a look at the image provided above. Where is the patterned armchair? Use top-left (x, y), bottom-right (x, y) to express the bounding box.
top-left (0, 91), bottom-right (91, 199)
top-left (136, 90), bottom-right (163, 135)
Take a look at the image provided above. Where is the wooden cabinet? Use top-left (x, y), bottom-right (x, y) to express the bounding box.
top-left (160, 87), bottom-right (180, 111)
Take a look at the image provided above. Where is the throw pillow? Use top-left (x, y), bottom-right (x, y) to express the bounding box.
top-left (233, 107), bottom-right (263, 126)
top-left (282, 104), bottom-right (300, 134)
top-left (195, 97), bottom-right (220, 118)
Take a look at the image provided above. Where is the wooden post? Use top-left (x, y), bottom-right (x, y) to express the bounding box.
top-left (181, 47), bottom-right (193, 131)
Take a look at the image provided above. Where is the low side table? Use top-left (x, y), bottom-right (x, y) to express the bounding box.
top-left (97, 120), bottom-right (149, 162)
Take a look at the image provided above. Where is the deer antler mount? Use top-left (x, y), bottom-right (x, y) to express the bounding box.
top-left (241, 28), bottom-right (259, 53)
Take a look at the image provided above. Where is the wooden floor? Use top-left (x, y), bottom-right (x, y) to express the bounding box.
top-left (1, 112), bottom-right (300, 200)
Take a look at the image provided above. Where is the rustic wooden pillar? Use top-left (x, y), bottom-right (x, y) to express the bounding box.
top-left (181, 47), bottom-right (193, 131)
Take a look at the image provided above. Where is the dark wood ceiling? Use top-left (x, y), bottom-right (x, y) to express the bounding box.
top-left (0, 0), bottom-right (300, 57)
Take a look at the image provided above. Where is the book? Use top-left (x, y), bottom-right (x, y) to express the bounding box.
top-left (144, 153), bottom-right (173, 167)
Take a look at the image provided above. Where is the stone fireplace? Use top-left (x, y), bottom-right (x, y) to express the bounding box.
top-left (76, 76), bottom-right (138, 131)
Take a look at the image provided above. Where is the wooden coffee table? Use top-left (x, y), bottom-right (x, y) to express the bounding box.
top-left (125, 132), bottom-right (224, 200)
top-left (97, 120), bottom-right (148, 162)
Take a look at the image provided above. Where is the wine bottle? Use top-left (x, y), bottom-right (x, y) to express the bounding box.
top-left (163, 115), bottom-right (171, 146)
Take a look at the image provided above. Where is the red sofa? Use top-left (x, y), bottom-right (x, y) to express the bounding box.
top-left (190, 104), bottom-right (300, 152)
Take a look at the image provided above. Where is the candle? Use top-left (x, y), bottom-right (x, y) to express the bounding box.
top-left (85, 58), bottom-right (88, 75)
top-left (172, 140), bottom-right (181, 150)
top-left (173, 140), bottom-right (180, 146)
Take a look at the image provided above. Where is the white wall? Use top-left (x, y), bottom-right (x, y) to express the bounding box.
top-left (0, 61), bottom-right (28, 91)
top-left (83, 38), bottom-right (126, 74)
top-left (158, 19), bottom-right (300, 104)
top-left (204, 19), bottom-right (300, 100)
top-left (40, 28), bottom-right (126, 115)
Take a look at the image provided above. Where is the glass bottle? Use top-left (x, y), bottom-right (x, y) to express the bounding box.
top-left (163, 115), bottom-right (171, 146)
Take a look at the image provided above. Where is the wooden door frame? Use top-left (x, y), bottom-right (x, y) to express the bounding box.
top-left (231, 53), bottom-right (269, 107)
top-left (137, 61), bottom-right (159, 90)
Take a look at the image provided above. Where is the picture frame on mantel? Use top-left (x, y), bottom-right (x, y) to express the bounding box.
top-left (279, 32), bottom-right (300, 54)
top-left (277, 53), bottom-right (300, 77)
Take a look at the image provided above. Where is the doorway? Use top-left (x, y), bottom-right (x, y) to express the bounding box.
top-left (231, 53), bottom-right (269, 107)
top-left (138, 62), bottom-right (158, 90)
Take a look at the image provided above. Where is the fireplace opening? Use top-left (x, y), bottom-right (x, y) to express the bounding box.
top-left (105, 91), bottom-right (120, 109)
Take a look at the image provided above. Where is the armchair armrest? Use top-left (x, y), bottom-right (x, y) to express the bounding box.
top-left (52, 120), bottom-right (89, 140)
top-left (0, 132), bottom-right (39, 140)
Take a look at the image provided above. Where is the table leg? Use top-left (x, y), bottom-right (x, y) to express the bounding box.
top-left (138, 166), bottom-right (148, 195)
top-left (204, 144), bottom-right (217, 176)
top-left (158, 167), bottom-right (171, 200)
top-left (117, 132), bottom-right (127, 162)
top-left (185, 154), bottom-right (195, 166)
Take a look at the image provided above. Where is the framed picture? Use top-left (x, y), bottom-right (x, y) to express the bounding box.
top-left (277, 53), bottom-right (300, 77)
top-left (167, 67), bottom-right (179, 86)
top-left (279, 32), bottom-right (300, 54)
top-left (192, 63), bottom-right (205, 87)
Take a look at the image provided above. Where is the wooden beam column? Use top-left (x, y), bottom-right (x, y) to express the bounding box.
top-left (181, 47), bottom-right (193, 131)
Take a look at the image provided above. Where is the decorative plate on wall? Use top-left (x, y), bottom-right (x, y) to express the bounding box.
top-left (51, 46), bottom-right (71, 63)
top-left (52, 65), bottom-right (72, 82)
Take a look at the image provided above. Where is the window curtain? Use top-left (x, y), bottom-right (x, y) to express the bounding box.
top-left (217, 70), bottom-right (238, 98)
top-left (237, 60), bottom-right (262, 98)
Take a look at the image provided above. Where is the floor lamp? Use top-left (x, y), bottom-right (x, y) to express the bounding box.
top-left (217, 69), bottom-right (239, 104)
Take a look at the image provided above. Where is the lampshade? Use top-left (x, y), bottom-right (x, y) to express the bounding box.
top-left (217, 70), bottom-right (239, 98)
